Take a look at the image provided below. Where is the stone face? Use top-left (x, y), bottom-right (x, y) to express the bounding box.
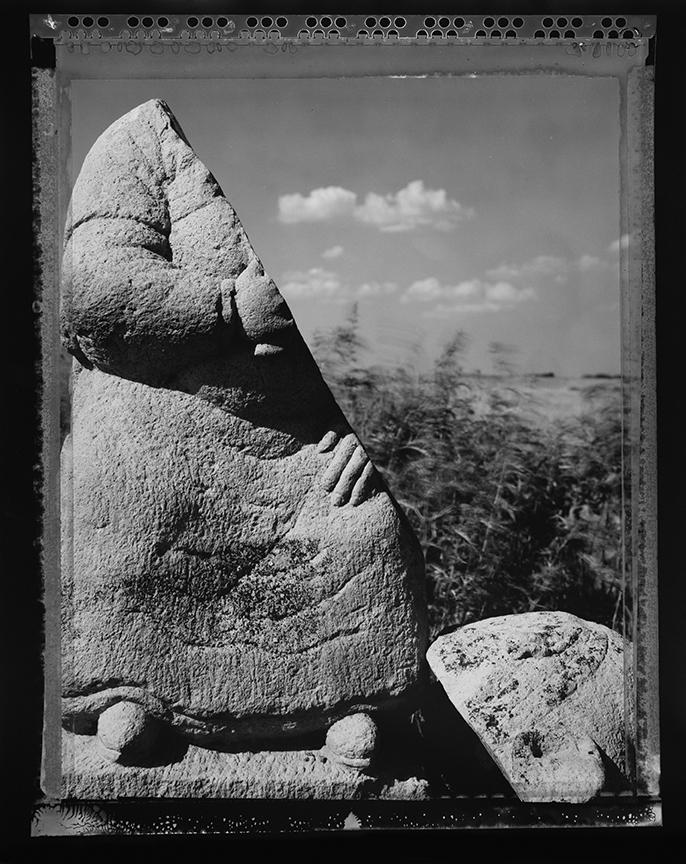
top-left (426, 612), bottom-right (632, 803)
top-left (60, 99), bottom-right (428, 753)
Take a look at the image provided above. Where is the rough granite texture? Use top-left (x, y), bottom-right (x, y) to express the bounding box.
top-left (61, 731), bottom-right (429, 800)
top-left (426, 611), bottom-right (632, 803)
top-left (324, 712), bottom-right (377, 767)
top-left (60, 99), bottom-right (428, 749)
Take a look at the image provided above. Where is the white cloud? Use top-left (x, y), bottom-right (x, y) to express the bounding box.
top-left (486, 255), bottom-right (569, 282)
top-left (281, 267), bottom-right (342, 299)
top-left (403, 278), bottom-right (442, 301)
top-left (487, 251), bottom-right (616, 282)
top-left (402, 277), bottom-right (534, 311)
top-left (403, 277), bottom-right (481, 302)
top-left (322, 244), bottom-right (344, 259)
top-left (281, 264), bottom-right (536, 312)
top-left (485, 281), bottom-right (535, 302)
top-left (280, 268), bottom-right (397, 303)
top-left (355, 281), bottom-right (398, 297)
top-left (278, 187), bottom-right (356, 224)
top-left (278, 180), bottom-right (474, 232)
top-left (608, 234), bottom-right (631, 253)
top-left (577, 254), bottom-right (602, 272)
top-left (354, 180), bottom-right (474, 232)
top-left (577, 254), bottom-right (618, 273)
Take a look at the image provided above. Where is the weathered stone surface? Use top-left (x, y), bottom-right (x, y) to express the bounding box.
top-left (426, 612), bottom-right (632, 803)
top-left (60, 99), bottom-right (428, 755)
top-left (60, 731), bottom-right (430, 800)
top-left (97, 701), bottom-right (159, 763)
top-left (324, 713), bottom-right (378, 768)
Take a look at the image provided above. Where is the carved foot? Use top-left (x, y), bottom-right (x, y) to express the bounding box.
top-left (324, 713), bottom-right (378, 770)
top-left (96, 700), bottom-right (159, 764)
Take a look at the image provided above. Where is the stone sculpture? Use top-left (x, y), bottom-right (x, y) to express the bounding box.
top-left (54, 98), bottom-right (630, 805)
top-left (59, 99), bottom-right (428, 790)
top-left (427, 611), bottom-right (632, 803)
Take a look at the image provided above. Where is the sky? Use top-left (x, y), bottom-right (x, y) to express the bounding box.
top-left (70, 75), bottom-right (622, 376)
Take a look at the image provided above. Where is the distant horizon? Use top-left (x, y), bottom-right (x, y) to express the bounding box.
top-left (305, 300), bottom-right (621, 378)
top-left (70, 75), bottom-right (622, 378)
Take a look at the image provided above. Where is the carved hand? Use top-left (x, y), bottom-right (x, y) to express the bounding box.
top-left (317, 431), bottom-right (379, 507)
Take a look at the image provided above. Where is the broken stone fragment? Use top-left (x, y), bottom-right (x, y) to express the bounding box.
top-left (508, 728), bottom-right (605, 803)
top-left (59, 99), bottom-right (428, 771)
top-left (426, 611), bottom-right (632, 803)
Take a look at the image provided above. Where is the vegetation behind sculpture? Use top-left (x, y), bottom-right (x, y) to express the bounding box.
top-left (59, 305), bottom-right (626, 641)
top-left (310, 307), bottom-right (626, 640)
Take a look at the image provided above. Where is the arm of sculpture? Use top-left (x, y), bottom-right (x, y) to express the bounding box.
top-left (61, 99), bottom-right (252, 380)
top-left (317, 430), bottom-right (380, 507)
top-left (61, 218), bottom-right (238, 380)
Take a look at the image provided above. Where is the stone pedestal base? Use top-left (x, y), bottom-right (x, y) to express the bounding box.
top-left (56, 732), bottom-right (429, 800)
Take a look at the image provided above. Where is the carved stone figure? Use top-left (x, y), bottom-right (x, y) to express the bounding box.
top-left (60, 100), bottom-right (428, 779)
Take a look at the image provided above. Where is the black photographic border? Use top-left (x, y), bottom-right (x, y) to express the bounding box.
top-left (3, 0), bottom-right (682, 857)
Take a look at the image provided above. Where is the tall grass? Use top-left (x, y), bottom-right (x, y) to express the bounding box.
top-left (59, 307), bottom-right (625, 638)
top-left (311, 307), bottom-right (625, 639)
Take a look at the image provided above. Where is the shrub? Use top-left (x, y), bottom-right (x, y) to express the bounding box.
top-left (310, 307), bottom-right (626, 639)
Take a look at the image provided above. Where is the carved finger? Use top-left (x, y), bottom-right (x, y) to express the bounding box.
top-left (317, 430), bottom-right (339, 454)
top-left (320, 433), bottom-right (358, 492)
top-left (253, 342), bottom-right (284, 357)
top-left (331, 445), bottom-right (369, 507)
top-left (349, 460), bottom-right (378, 507)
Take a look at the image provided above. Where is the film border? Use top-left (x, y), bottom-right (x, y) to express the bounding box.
top-left (30, 12), bottom-right (659, 835)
